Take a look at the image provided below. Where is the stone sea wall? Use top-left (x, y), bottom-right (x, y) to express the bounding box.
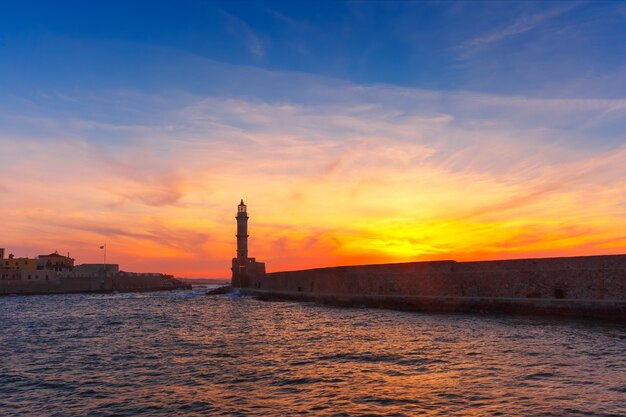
top-left (111, 274), bottom-right (190, 292)
top-left (0, 273), bottom-right (190, 295)
top-left (241, 255), bottom-right (626, 319)
top-left (0, 275), bottom-right (112, 295)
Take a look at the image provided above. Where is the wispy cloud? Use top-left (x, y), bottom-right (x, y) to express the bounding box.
top-left (222, 11), bottom-right (265, 58)
top-left (458, 3), bottom-right (580, 59)
top-left (2, 65), bottom-right (626, 276)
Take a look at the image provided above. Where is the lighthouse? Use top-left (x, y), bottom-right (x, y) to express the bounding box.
top-left (236, 199), bottom-right (249, 263)
top-left (231, 199), bottom-right (265, 288)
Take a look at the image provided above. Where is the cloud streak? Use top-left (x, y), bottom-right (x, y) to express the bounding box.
top-left (458, 3), bottom-right (580, 59)
top-left (222, 11), bottom-right (266, 58)
top-left (1, 66), bottom-right (625, 276)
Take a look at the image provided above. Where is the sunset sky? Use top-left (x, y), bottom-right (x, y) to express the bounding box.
top-left (1, 1), bottom-right (626, 277)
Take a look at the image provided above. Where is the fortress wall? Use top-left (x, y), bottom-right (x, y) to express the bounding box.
top-left (1, 264), bottom-right (190, 295)
top-left (111, 275), bottom-right (188, 292)
top-left (59, 275), bottom-right (112, 292)
top-left (1, 279), bottom-right (60, 295)
top-left (0, 274), bottom-right (187, 294)
top-left (112, 275), bottom-right (161, 292)
top-left (260, 263), bottom-right (454, 296)
top-left (0, 273), bottom-right (191, 295)
top-left (450, 269), bottom-right (626, 300)
top-left (244, 255), bottom-right (626, 318)
top-left (0, 275), bottom-right (112, 294)
top-left (256, 255), bottom-right (626, 300)
top-left (454, 254), bottom-right (626, 273)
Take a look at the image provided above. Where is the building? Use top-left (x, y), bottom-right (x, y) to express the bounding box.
top-left (37, 251), bottom-right (74, 271)
top-left (0, 246), bottom-right (190, 294)
top-left (231, 200), bottom-right (266, 288)
top-left (2, 253), bottom-right (38, 270)
top-left (0, 249), bottom-right (74, 271)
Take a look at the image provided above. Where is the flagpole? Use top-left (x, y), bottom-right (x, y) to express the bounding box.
top-left (98, 244), bottom-right (108, 289)
top-left (100, 243), bottom-right (107, 279)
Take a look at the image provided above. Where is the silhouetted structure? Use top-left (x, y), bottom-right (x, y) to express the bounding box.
top-left (231, 200), bottom-right (265, 288)
top-left (37, 251), bottom-right (74, 271)
top-left (0, 247), bottom-right (190, 294)
top-left (233, 205), bottom-right (626, 320)
top-left (236, 199), bottom-right (248, 266)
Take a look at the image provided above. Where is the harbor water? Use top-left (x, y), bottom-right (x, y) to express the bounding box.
top-left (1, 288), bottom-right (625, 416)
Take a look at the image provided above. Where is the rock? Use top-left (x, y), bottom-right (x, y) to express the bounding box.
top-left (205, 285), bottom-right (233, 296)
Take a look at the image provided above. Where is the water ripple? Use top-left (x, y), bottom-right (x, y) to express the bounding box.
top-left (0, 290), bottom-right (625, 416)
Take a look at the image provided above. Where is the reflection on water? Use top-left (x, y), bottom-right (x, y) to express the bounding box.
top-left (1, 288), bottom-right (625, 416)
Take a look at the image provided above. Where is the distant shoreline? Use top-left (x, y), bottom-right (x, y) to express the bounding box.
top-left (177, 278), bottom-right (230, 285)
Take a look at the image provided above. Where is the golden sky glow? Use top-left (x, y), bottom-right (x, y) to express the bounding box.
top-left (2, 77), bottom-right (626, 277)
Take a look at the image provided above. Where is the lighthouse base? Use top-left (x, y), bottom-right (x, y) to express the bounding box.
top-left (231, 257), bottom-right (266, 288)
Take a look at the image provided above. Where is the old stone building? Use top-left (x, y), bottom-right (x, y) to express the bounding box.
top-left (37, 251), bottom-right (74, 271)
top-left (2, 254), bottom-right (38, 270)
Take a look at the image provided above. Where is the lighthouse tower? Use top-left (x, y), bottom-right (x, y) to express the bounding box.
top-left (236, 199), bottom-right (249, 263)
top-left (231, 199), bottom-right (265, 288)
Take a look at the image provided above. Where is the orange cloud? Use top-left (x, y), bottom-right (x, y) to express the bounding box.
top-left (1, 81), bottom-right (626, 277)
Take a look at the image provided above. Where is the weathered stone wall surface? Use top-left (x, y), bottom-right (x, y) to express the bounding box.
top-left (72, 264), bottom-right (120, 276)
top-left (243, 255), bottom-right (626, 318)
top-left (111, 275), bottom-right (188, 292)
top-left (59, 275), bottom-right (112, 292)
top-left (0, 275), bottom-right (112, 295)
top-left (0, 272), bottom-right (189, 295)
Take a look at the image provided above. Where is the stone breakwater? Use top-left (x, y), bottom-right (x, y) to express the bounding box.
top-left (0, 272), bottom-right (190, 295)
top-left (240, 255), bottom-right (626, 319)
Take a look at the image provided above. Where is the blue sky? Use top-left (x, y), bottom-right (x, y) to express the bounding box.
top-left (2, 1), bottom-right (626, 276)
top-left (2, 0), bottom-right (626, 143)
top-left (2, 1), bottom-right (626, 97)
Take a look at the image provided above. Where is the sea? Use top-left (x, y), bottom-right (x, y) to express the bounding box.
top-left (1, 287), bottom-right (625, 416)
